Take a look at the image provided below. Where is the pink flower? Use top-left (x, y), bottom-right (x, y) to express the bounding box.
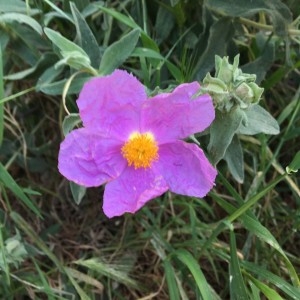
top-left (58, 70), bottom-right (217, 218)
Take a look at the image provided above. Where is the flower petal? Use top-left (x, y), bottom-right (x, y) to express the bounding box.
top-left (157, 140), bottom-right (217, 197)
top-left (58, 128), bottom-right (126, 187)
top-left (77, 70), bottom-right (147, 140)
top-left (141, 82), bottom-right (214, 143)
top-left (103, 167), bottom-right (168, 218)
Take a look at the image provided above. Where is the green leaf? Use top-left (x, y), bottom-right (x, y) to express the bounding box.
top-left (173, 249), bottom-right (213, 300)
top-left (205, 0), bottom-right (292, 36)
top-left (64, 268), bottom-right (92, 300)
top-left (155, 6), bottom-right (175, 45)
top-left (99, 28), bottom-right (140, 75)
top-left (131, 47), bottom-right (182, 81)
top-left (4, 232), bottom-right (28, 265)
top-left (96, 5), bottom-right (159, 52)
top-left (212, 190), bottom-right (299, 289)
top-left (216, 173), bottom-right (299, 287)
top-left (208, 107), bottom-right (245, 165)
top-left (241, 216), bottom-right (286, 269)
top-left (0, 30), bottom-right (9, 52)
top-left (43, 0), bottom-right (73, 23)
top-left (237, 104), bottom-right (279, 135)
top-left (277, 92), bottom-right (300, 125)
top-left (241, 33), bottom-right (275, 84)
top-left (243, 262), bottom-right (300, 300)
top-left (224, 135), bottom-right (244, 183)
top-left (44, 28), bottom-right (92, 70)
top-left (64, 267), bottom-right (104, 295)
top-left (69, 0), bottom-right (90, 12)
top-left (4, 53), bottom-right (57, 81)
top-left (211, 170), bottom-right (299, 289)
top-left (62, 114), bottom-right (81, 136)
top-left (38, 75), bottom-right (91, 96)
top-left (70, 2), bottom-right (101, 68)
top-left (70, 182), bottom-right (86, 205)
top-left (286, 151), bottom-right (300, 174)
top-left (31, 258), bottom-right (59, 299)
top-left (229, 231), bottom-right (249, 300)
top-left (263, 60), bottom-right (300, 91)
top-left (54, 51), bottom-right (91, 70)
top-left (37, 64), bottom-right (64, 88)
top-left (0, 13), bottom-right (42, 35)
top-left (0, 163), bottom-right (41, 217)
top-left (192, 17), bottom-right (234, 80)
top-left (0, 0), bottom-right (39, 14)
top-left (96, 5), bottom-right (138, 29)
top-left (246, 272), bottom-right (284, 300)
top-left (132, 47), bottom-right (165, 60)
top-left (5, 66), bottom-right (37, 81)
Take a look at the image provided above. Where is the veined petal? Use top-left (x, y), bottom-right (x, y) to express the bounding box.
top-left (58, 128), bottom-right (126, 187)
top-left (141, 82), bottom-right (214, 143)
top-left (157, 140), bottom-right (217, 197)
top-left (77, 70), bottom-right (146, 140)
top-left (103, 166), bottom-right (168, 218)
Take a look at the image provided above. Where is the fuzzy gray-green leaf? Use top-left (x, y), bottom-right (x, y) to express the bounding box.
top-left (0, 13), bottom-right (42, 35)
top-left (193, 18), bottom-right (234, 80)
top-left (99, 29), bottom-right (140, 75)
top-left (237, 104), bottom-right (279, 135)
top-left (62, 114), bottom-right (81, 136)
top-left (70, 2), bottom-right (101, 68)
top-left (44, 27), bottom-right (92, 70)
top-left (224, 135), bottom-right (244, 183)
top-left (208, 107), bottom-right (245, 165)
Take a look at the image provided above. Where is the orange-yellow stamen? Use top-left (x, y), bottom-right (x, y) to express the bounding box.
top-left (121, 132), bottom-right (159, 169)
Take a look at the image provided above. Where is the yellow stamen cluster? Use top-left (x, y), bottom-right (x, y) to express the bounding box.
top-left (121, 132), bottom-right (159, 169)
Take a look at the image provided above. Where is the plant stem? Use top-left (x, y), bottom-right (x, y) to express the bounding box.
top-left (239, 17), bottom-right (300, 36)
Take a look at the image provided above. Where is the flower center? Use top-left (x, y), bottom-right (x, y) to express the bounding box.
top-left (121, 132), bottom-right (159, 169)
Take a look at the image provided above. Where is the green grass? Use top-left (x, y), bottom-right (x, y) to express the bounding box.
top-left (0, 0), bottom-right (299, 299)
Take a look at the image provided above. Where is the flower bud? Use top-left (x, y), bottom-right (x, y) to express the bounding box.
top-left (200, 54), bottom-right (264, 112)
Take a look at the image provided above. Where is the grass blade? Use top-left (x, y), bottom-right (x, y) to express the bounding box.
top-left (0, 225), bottom-right (10, 285)
top-left (173, 249), bottom-right (213, 300)
top-left (229, 231), bottom-right (248, 300)
top-left (245, 272), bottom-right (284, 300)
top-left (75, 258), bottom-right (139, 289)
top-left (243, 262), bottom-right (300, 300)
top-left (0, 163), bottom-right (41, 217)
top-left (211, 192), bottom-right (299, 288)
top-left (164, 260), bottom-right (181, 300)
top-left (10, 212), bottom-right (62, 271)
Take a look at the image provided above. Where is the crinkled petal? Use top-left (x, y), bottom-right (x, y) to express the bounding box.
top-left (157, 140), bottom-right (217, 197)
top-left (58, 128), bottom-right (126, 187)
top-left (77, 70), bottom-right (146, 140)
top-left (141, 82), bottom-right (214, 143)
top-left (103, 166), bottom-right (168, 218)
